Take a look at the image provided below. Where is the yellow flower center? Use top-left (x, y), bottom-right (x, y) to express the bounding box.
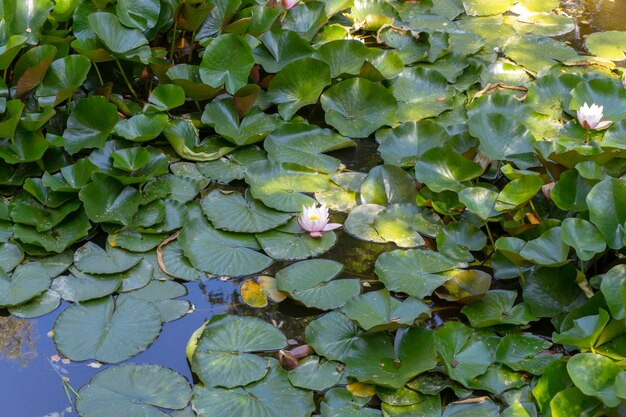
top-left (309, 216), bottom-right (319, 221)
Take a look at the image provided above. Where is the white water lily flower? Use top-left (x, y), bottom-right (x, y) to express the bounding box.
top-left (577, 102), bottom-right (612, 130)
top-left (297, 203), bottom-right (341, 238)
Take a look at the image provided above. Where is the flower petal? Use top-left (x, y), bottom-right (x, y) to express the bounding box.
top-left (322, 223), bottom-right (342, 231)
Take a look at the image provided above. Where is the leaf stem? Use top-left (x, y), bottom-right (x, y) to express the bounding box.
top-left (114, 57), bottom-right (138, 100)
top-left (93, 62), bottom-right (104, 86)
top-left (170, 20), bottom-right (178, 62)
top-left (484, 221), bottom-right (495, 248)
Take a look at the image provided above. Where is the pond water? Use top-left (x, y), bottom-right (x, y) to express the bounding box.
top-left (0, 135), bottom-right (389, 416)
top-left (2, 1), bottom-right (626, 416)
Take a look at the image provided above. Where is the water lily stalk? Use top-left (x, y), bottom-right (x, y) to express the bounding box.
top-left (113, 57), bottom-right (138, 100)
top-left (189, 29), bottom-right (197, 63)
top-left (93, 62), bottom-right (104, 86)
top-left (484, 222), bottom-right (495, 248)
top-left (170, 20), bottom-right (178, 62)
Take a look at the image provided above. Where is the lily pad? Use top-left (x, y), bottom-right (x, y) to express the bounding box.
top-left (321, 387), bottom-right (382, 417)
top-left (200, 34), bottom-right (254, 94)
top-left (346, 327), bottom-right (437, 389)
top-left (567, 353), bottom-right (621, 407)
top-left (178, 212), bottom-right (272, 277)
top-left (461, 290), bottom-right (538, 327)
top-left (360, 165), bottom-right (417, 205)
top-left (265, 122), bottom-right (354, 173)
top-left (53, 295), bottom-right (162, 363)
top-left (190, 314), bottom-right (287, 388)
top-left (117, 280), bottom-right (190, 323)
top-left (63, 96), bottom-right (119, 154)
top-left (289, 356), bottom-right (344, 391)
top-left (378, 120), bottom-right (450, 168)
top-left (257, 229), bottom-right (337, 261)
top-left (268, 57), bottom-right (331, 120)
top-left (202, 190), bottom-right (292, 233)
top-left (375, 249), bottom-right (461, 299)
top-left (585, 31), bottom-right (626, 61)
top-left (434, 322), bottom-right (493, 385)
top-left (201, 98), bottom-right (281, 146)
top-left (192, 359), bottom-right (315, 417)
top-left (587, 177), bottom-right (626, 249)
top-left (245, 161), bottom-right (328, 212)
top-left (73, 242), bottom-right (141, 275)
top-left (276, 259), bottom-right (359, 310)
top-left (76, 364), bottom-right (192, 417)
top-left (8, 289), bottom-right (61, 319)
top-left (342, 289), bottom-right (430, 331)
top-left (320, 77), bottom-right (397, 138)
top-left (306, 311), bottom-right (363, 362)
top-left (51, 269), bottom-right (121, 303)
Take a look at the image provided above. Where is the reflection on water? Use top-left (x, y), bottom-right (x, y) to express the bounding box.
top-left (587, 0), bottom-right (626, 31)
top-left (0, 316), bottom-right (37, 366)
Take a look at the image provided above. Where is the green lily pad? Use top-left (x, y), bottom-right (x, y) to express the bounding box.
top-left (415, 146), bottom-right (483, 193)
top-left (496, 333), bottom-right (556, 374)
top-left (51, 269), bottom-right (121, 303)
top-left (76, 364), bottom-right (192, 417)
top-left (378, 120), bottom-right (450, 168)
top-left (375, 249), bottom-right (461, 299)
top-left (462, 0), bottom-right (514, 15)
top-left (276, 259), bottom-right (359, 309)
top-left (374, 203), bottom-right (443, 248)
top-left (89, 12), bottom-right (151, 63)
top-left (159, 240), bottom-right (201, 281)
top-left (314, 39), bottom-right (369, 78)
top-left (107, 229), bottom-right (166, 252)
top-left (567, 353), bottom-right (621, 407)
top-left (118, 280), bottom-right (190, 323)
top-left (549, 387), bottom-right (602, 417)
top-left (0, 241), bottom-right (23, 273)
top-left (200, 34), bottom-right (254, 94)
top-left (192, 359), bottom-right (315, 417)
top-left (560, 218), bottom-right (606, 261)
top-left (346, 327), bottom-right (437, 389)
top-left (321, 387), bottom-right (382, 417)
top-left (9, 192), bottom-right (81, 232)
top-left (8, 289), bottom-right (61, 318)
top-left (360, 165), bottom-right (417, 205)
top-left (253, 29), bottom-right (315, 73)
top-left (202, 190), bottom-right (292, 233)
top-left (342, 289), bottom-right (430, 331)
top-left (523, 265), bottom-right (586, 318)
top-left (53, 295), bottom-right (162, 363)
top-left (113, 114), bottom-right (169, 142)
top-left (434, 322), bottom-right (493, 385)
top-left (600, 264), bottom-right (626, 320)
top-left (505, 35), bottom-right (577, 72)
top-left (245, 161), bottom-right (328, 212)
top-left (164, 119), bottom-right (235, 162)
top-left (0, 35), bottom-right (27, 70)
top-left (435, 269), bottom-right (492, 303)
top-left (73, 242), bottom-right (141, 275)
top-left (116, 0), bottom-right (160, 31)
top-left (79, 173), bottom-right (141, 225)
top-left (306, 311), bottom-right (363, 362)
top-left (167, 64), bottom-right (220, 101)
top-left (13, 209), bottom-right (91, 253)
top-left (289, 356), bottom-right (344, 391)
top-left (0, 129), bottom-right (49, 165)
top-left (190, 314), bottom-right (287, 388)
top-left (519, 227), bottom-right (569, 267)
top-left (257, 229), bottom-right (337, 261)
top-left (268, 57), bottom-right (331, 120)
top-left (201, 98), bottom-right (281, 146)
top-left (197, 145), bottom-right (266, 183)
top-left (461, 290), bottom-right (538, 327)
top-left (36, 55), bottom-right (91, 105)
top-left (178, 212), bottom-right (272, 277)
top-left (320, 77), bottom-right (397, 138)
top-left (585, 31), bottom-right (626, 61)
top-left (265, 122), bottom-right (354, 173)
top-left (552, 309), bottom-right (609, 349)
top-left (587, 177), bottom-right (626, 249)
top-left (344, 204), bottom-right (386, 243)
top-left (0, 261), bottom-right (59, 307)
top-left (392, 67), bottom-right (454, 122)
top-left (0, 99), bottom-right (24, 138)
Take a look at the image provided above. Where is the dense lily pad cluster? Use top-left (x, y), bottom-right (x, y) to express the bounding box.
top-left (2, 0), bottom-right (626, 416)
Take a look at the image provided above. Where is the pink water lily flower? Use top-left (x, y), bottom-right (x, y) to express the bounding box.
top-left (280, 0), bottom-right (300, 10)
top-left (298, 203), bottom-right (341, 238)
top-left (577, 102), bottom-right (612, 130)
